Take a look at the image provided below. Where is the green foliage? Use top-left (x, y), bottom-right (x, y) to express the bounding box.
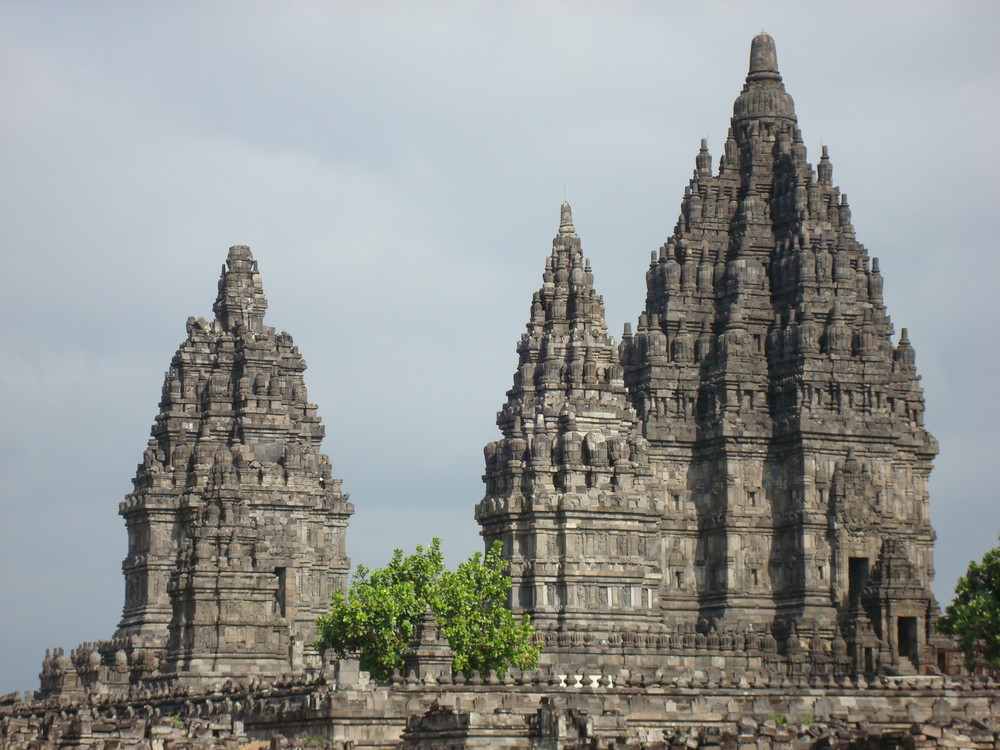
top-left (315, 540), bottom-right (442, 680)
top-left (938, 540), bottom-right (1000, 672)
top-left (294, 734), bottom-right (327, 746)
top-left (315, 539), bottom-right (540, 681)
top-left (768, 714), bottom-right (789, 726)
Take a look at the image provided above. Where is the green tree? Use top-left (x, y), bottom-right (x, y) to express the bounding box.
top-left (315, 539), bottom-right (540, 680)
top-left (938, 540), bottom-right (1000, 672)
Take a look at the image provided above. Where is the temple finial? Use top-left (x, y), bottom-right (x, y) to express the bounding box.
top-left (559, 201), bottom-right (576, 235)
top-left (696, 138), bottom-right (712, 175)
top-left (734, 33), bottom-right (795, 122)
top-left (213, 245), bottom-right (268, 331)
top-left (748, 31), bottom-right (779, 77)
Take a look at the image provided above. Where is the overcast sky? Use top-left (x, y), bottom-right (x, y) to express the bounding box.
top-left (1, 2), bottom-right (998, 695)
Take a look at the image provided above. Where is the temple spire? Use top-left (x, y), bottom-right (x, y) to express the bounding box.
top-left (559, 201), bottom-right (576, 235)
top-left (733, 32), bottom-right (796, 122)
top-left (107, 245), bottom-right (351, 687)
top-left (477, 201), bottom-right (664, 652)
top-left (748, 31), bottom-right (780, 78)
top-left (213, 245), bottom-right (268, 331)
top-left (623, 33), bottom-right (936, 656)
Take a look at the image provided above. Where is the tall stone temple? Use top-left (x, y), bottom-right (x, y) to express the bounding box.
top-left (476, 203), bottom-right (667, 644)
top-left (41, 247), bottom-right (354, 697)
top-left (36, 34), bottom-right (948, 706)
top-left (479, 33), bottom-right (941, 676)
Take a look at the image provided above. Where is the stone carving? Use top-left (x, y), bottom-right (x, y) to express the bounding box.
top-left (475, 202), bottom-right (667, 658)
top-left (41, 246), bottom-right (353, 695)
top-left (35, 36), bottom-right (952, 728)
top-left (481, 33), bottom-right (944, 675)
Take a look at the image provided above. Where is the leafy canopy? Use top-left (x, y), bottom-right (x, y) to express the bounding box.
top-left (315, 539), bottom-right (540, 680)
top-left (938, 540), bottom-right (1000, 671)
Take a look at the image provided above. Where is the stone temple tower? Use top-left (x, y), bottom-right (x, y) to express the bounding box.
top-left (479, 34), bottom-right (943, 677)
top-left (41, 246), bottom-right (353, 692)
top-left (619, 33), bottom-right (940, 673)
top-left (476, 204), bottom-right (666, 662)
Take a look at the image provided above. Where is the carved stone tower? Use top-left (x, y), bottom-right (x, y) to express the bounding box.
top-left (115, 245), bottom-right (353, 681)
top-left (619, 34), bottom-right (939, 672)
top-left (476, 204), bottom-right (665, 661)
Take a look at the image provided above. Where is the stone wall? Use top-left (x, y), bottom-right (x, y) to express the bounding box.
top-left (5, 663), bottom-right (999, 749)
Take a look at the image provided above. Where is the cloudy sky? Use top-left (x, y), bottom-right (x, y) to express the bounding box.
top-left (1, 2), bottom-right (998, 694)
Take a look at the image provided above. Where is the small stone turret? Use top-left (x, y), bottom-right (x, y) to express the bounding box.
top-left (402, 608), bottom-right (455, 683)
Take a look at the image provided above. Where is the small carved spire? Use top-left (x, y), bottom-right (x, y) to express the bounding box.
top-left (695, 315), bottom-right (714, 363)
top-left (402, 607), bottom-right (455, 683)
top-left (696, 138), bottom-right (712, 176)
top-left (559, 201), bottom-right (576, 235)
top-left (895, 328), bottom-right (916, 368)
top-left (824, 301), bottom-right (852, 355)
top-left (213, 245), bottom-right (268, 332)
top-left (671, 316), bottom-right (694, 364)
top-left (839, 193), bottom-right (852, 228)
top-left (724, 127), bottom-right (737, 162)
top-left (869, 257), bottom-right (884, 301)
top-left (818, 145), bottom-right (833, 185)
top-left (798, 309), bottom-right (819, 353)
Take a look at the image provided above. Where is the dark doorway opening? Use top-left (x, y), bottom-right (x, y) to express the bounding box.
top-left (848, 557), bottom-right (870, 606)
top-left (274, 567), bottom-right (287, 617)
top-left (897, 616), bottom-right (918, 660)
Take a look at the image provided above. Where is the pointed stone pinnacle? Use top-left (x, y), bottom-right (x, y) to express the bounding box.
top-left (213, 245), bottom-right (268, 332)
top-left (614, 33), bottom-right (936, 666)
top-left (559, 201), bottom-right (576, 234)
top-left (107, 245), bottom-right (353, 681)
top-left (734, 33), bottom-right (796, 122)
top-left (748, 32), bottom-right (780, 77)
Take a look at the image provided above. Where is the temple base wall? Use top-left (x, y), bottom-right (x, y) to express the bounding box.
top-left (7, 659), bottom-right (1000, 750)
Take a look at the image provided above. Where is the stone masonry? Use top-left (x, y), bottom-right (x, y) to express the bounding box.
top-left (16, 32), bottom-right (978, 750)
top-left (7, 664), bottom-right (999, 749)
top-left (39, 246), bottom-right (353, 696)
top-left (476, 202), bottom-right (667, 658)
top-left (479, 33), bottom-right (945, 677)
